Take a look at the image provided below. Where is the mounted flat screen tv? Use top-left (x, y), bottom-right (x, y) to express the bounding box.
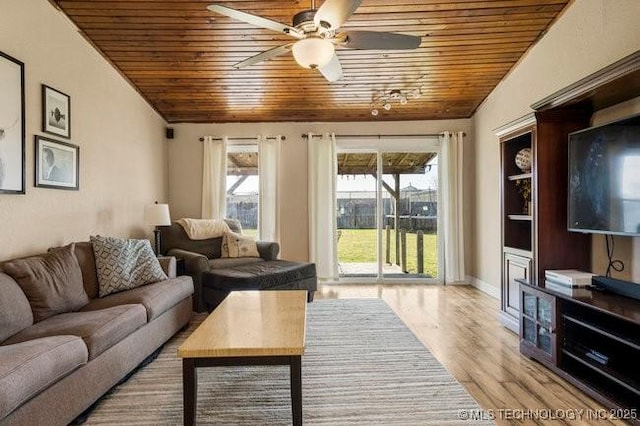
top-left (568, 114), bottom-right (640, 236)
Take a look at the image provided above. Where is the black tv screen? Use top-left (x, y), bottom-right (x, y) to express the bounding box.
top-left (568, 114), bottom-right (640, 236)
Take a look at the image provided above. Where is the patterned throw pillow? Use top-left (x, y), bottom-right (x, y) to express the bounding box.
top-left (221, 232), bottom-right (260, 258)
top-left (90, 236), bottom-right (167, 297)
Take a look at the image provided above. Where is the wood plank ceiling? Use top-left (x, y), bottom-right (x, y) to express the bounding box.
top-left (52, 0), bottom-right (570, 123)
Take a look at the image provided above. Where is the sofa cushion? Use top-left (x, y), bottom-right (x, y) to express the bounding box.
top-left (2, 244), bottom-right (89, 322)
top-left (0, 272), bottom-right (34, 343)
top-left (91, 236), bottom-right (168, 297)
top-left (221, 232), bottom-right (260, 258)
top-left (81, 276), bottom-right (193, 321)
top-left (209, 257), bottom-right (264, 270)
top-left (203, 260), bottom-right (317, 291)
top-left (2, 304), bottom-right (146, 360)
top-left (0, 335), bottom-right (87, 419)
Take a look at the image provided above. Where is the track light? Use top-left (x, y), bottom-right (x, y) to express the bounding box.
top-left (369, 82), bottom-right (425, 116)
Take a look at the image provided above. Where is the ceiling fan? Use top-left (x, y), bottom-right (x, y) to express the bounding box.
top-left (207, 0), bottom-right (421, 82)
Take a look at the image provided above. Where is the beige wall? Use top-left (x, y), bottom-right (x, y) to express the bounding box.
top-left (472, 0), bottom-right (640, 289)
top-left (168, 119), bottom-right (472, 268)
top-left (0, 0), bottom-right (167, 260)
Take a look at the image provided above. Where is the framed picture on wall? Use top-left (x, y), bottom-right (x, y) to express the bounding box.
top-left (42, 84), bottom-right (71, 139)
top-left (0, 51), bottom-right (25, 194)
top-left (35, 136), bottom-right (79, 190)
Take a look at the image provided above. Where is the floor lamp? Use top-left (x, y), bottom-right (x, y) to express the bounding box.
top-left (144, 202), bottom-right (171, 256)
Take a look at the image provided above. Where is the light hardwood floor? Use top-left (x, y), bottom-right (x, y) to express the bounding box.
top-left (316, 284), bottom-right (628, 426)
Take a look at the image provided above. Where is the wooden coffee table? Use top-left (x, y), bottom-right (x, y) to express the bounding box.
top-left (177, 290), bottom-right (307, 425)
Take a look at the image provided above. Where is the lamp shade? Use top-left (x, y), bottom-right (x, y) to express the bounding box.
top-left (144, 203), bottom-right (171, 226)
top-left (292, 38), bottom-right (335, 69)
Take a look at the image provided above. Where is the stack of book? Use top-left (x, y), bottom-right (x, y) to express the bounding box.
top-left (544, 269), bottom-right (596, 297)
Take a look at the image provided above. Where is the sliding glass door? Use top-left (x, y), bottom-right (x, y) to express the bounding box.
top-left (336, 152), bottom-right (378, 277)
top-left (381, 152), bottom-right (438, 280)
top-left (336, 140), bottom-right (441, 282)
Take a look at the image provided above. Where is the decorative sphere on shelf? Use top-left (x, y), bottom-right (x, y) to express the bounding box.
top-left (515, 148), bottom-right (532, 172)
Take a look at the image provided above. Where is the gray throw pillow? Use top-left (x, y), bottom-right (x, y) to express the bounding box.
top-left (90, 236), bottom-right (167, 297)
top-left (2, 244), bottom-right (89, 322)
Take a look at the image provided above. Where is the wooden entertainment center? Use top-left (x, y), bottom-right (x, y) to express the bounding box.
top-left (498, 50), bottom-right (640, 419)
top-left (519, 280), bottom-right (639, 419)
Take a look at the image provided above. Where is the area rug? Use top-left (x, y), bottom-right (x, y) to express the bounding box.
top-left (84, 299), bottom-right (492, 425)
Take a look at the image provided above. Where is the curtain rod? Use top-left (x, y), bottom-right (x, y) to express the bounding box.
top-left (301, 132), bottom-right (465, 139)
top-left (199, 136), bottom-right (286, 142)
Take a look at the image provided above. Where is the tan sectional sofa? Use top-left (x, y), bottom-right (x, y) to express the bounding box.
top-left (0, 242), bottom-right (193, 425)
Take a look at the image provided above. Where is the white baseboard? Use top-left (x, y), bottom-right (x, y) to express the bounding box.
top-left (468, 275), bottom-right (500, 299)
top-left (444, 279), bottom-right (469, 285)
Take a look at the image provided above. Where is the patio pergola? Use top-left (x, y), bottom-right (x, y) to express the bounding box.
top-left (227, 151), bottom-right (437, 270)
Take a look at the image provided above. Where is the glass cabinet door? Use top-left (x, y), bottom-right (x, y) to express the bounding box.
top-left (520, 285), bottom-right (557, 366)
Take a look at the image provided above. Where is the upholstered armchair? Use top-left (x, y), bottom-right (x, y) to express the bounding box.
top-left (159, 219), bottom-right (279, 312)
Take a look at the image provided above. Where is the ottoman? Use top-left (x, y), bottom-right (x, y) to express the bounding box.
top-left (201, 260), bottom-right (317, 311)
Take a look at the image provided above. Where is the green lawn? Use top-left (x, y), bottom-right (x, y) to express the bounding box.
top-left (243, 228), bottom-right (258, 238)
top-left (337, 228), bottom-right (438, 277)
top-left (245, 227), bottom-right (438, 277)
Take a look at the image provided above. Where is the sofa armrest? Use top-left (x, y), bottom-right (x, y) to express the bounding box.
top-left (167, 248), bottom-right (207, 272)
top-left (256, 241), bottom-right (280, 261)
top-left (167, 248), bottom-right (210, 312)
top-left (157, 256), bottom-right (177, 278)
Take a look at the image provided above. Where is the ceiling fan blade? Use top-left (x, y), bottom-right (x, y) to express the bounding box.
top-left (319, 54), bottom-right (343, 82)
top-left (314, 0), bottom-right (363, 32)
top-left (208, 4), bottom-right (302, 38)
top-left (233, 43), bottom-right (293, 69)
top-left (342, 31), bottom-right (421, 50)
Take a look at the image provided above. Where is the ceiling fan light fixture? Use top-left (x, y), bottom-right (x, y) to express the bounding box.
top-left (292, 37), bottom-right (335, 69)
top-left (383, 102), bottom-right (392, 111)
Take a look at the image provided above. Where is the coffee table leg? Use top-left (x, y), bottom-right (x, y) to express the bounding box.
top-left (290, 356), bottom-right (302, 426)
top-left (183, 358), bottom-right (197, 426)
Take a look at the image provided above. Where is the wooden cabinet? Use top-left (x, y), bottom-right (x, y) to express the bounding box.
top-left (498, 124), bottom-right (534, 331)
top-left (501, 249), bottom-right (532, 330)
top-left (497, 111), bottom-right (591, 332)
top-left (512, 51), bottom-right (640, 422)
top-left (560, 298), bottom-right (640, 413)
top-left (519, 281), bottom-right (640, 419)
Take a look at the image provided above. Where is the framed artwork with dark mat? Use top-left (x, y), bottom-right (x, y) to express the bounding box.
top-left (42, 84), bottom-right (71, 139)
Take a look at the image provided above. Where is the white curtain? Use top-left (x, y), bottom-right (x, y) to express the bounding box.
top-left (201, 136), bottom-right (227, 219)
top-left (308, 132), bottom-right (339, 280)
top-left (258, 135), bottom-right (281, 242)
top-left (440, 131), bottom-right (465, 283)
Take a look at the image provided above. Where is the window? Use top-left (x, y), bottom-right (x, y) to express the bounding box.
top-left (226, 145), bottom-right (258, 238)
